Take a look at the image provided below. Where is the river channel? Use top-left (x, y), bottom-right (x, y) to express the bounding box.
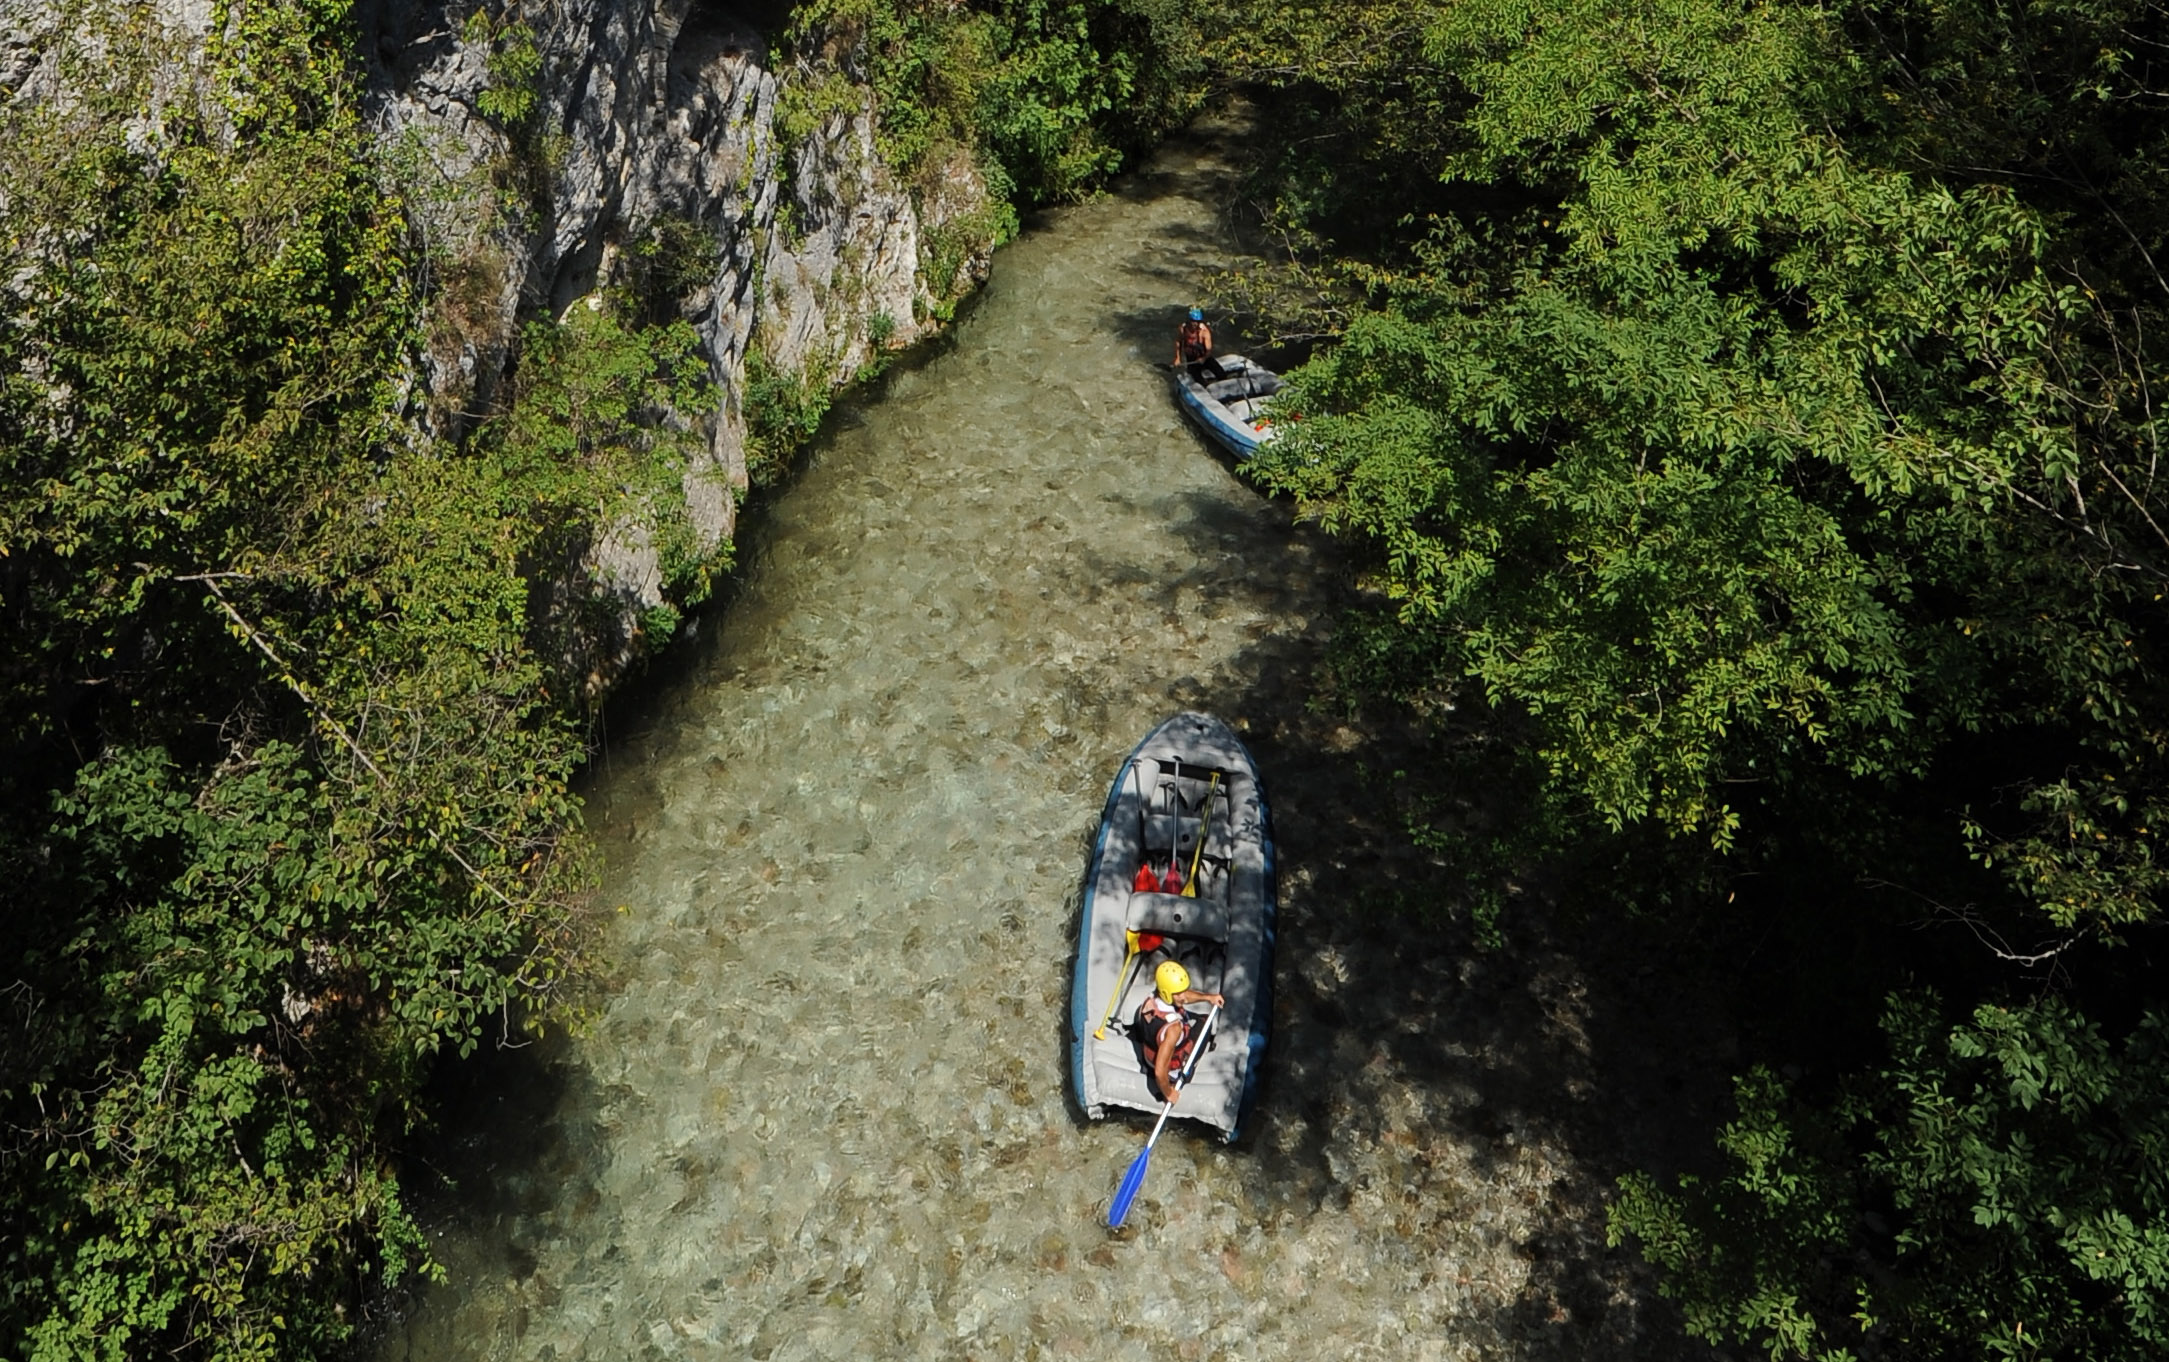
top-left (375, 109), bottom-right (1726, 1362)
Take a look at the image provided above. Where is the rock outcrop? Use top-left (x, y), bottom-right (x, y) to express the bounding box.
top-left (356, 0), bottom-right (996, 673)
top-left (5, 0), bottom-right (995, 681)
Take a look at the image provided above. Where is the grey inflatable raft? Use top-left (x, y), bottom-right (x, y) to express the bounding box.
top-left (1068, 713), bottom-right (1275, 1141)
top-left (1174, 354), bottom-right (1283, 459)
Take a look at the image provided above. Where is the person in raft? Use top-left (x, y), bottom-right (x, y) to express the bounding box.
top-left (1173, 306), bottom-right (1225, 383)
top-left (1133, 960), bottom-right (1224, 1104)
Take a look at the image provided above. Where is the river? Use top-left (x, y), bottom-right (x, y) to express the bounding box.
top-left (375, 108), bottom-right (1724, 1362)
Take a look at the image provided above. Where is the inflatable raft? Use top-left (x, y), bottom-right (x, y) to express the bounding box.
top-left (1174, 355), bottom-right (1283, 459)
top-left (1069, 713), bottom-right (1275, 1141)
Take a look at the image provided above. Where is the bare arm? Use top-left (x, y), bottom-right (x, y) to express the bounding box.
top-left (1154, 994), bottom-right (1223, 1102)
top-left (1154, 1028), bottom-right (1182, 1102)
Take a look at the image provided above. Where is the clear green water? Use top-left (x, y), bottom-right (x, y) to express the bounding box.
top-left (375, 111), bottom-right (1662, 1362)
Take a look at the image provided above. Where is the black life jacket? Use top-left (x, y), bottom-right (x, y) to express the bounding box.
top-left (1131, 995), bottom-right (1214, 1081)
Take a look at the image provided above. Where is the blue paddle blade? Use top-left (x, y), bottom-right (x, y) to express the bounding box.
top-left (1107, 1145), bottom-right (1153, 1228)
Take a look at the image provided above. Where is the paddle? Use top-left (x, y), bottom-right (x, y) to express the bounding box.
top-left (1156, 779), bottom-right (1185, 893)
top-left (1180, 772), bottom-right (1220, 899)
top-left (1090, 929), bottom-right (1165, 1040)
top-left (1107, 1002), bottom-right (1221, 1230)
top-left (1099, 760), bottom-right (1169, 1039)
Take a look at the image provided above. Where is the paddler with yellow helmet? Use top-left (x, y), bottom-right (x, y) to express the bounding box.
top-left (1132, 961), bottom-right (1224, 1104)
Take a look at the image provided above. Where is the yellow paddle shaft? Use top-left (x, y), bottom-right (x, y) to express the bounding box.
top-left (1091, 930), bottom-right (1144, 1040)
top-left (1180, 773), bottom-right (1220, 898)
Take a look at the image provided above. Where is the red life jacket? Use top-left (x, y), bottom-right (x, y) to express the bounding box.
top-left (1178, 320), bottom-right (1212, 363)
top-left (1132, 995), bottom-right (1206, 1084)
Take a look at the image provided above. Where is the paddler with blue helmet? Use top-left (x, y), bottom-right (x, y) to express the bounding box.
top-left (1133, 960), bottom-right (1224, 1104)
top-left (1173, 305), bottom-right (1225, 382)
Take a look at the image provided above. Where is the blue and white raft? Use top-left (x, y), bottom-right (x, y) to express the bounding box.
top-left (1069, 713), bottom-right (1275, 1142)
top-left (1174, 355), bottom-right (1283, 459)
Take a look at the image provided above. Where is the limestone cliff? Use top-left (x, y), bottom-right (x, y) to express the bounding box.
top-left (355, 0), bottom-right (996, 671)
top-left (3, 0), bottom-right (996, 679)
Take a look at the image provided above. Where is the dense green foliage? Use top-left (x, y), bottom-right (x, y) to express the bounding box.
top-left (785, 0), bottom-right (1203, 205)
top-left (1615, 999), bottom-right (2169, 1359)
top-left (0, 3), bottom-right (713, 1357)
top-left (1212, 0), bottom-right (2169, 1353)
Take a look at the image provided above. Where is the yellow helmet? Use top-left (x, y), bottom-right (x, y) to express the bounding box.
top-left (1154, 960), bottom-right (1191, 1002)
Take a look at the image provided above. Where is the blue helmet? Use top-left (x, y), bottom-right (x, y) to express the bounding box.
top-left (1188, 306), bottom-right (1204, 321)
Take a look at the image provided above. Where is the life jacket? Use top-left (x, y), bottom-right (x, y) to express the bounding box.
top-left (1131, 994), bottom-right (1211, 1086)
top-left (1178, 320), bottom-right (1212, 363)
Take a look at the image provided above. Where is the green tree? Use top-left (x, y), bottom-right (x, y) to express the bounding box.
top-left (1213, 0), bottom-right (2169, 1353)
top-left (1613, 996), bottom-right (2169, 1359)
top-left (0, 2), bottom-right (714, 1355)
top-left (785, 0), bottom-right (1204, 204)
top-left (1239, 0), bottom-right (2134, 852)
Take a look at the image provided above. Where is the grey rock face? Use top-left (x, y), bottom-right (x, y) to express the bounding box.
top-left (356, 0), bottom-right (993, 676)
top-left (3, 0), bottom-right (218, 169)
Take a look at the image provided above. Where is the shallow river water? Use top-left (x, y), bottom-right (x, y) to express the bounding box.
top-left (377, 111), bottom-right (1722, 1362)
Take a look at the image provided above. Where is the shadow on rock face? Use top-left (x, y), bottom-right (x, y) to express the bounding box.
top-left (690, 0), bottom-right (790, 53)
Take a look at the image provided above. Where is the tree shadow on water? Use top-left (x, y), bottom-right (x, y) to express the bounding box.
top-left (1138, 493), bottom-right (1730, 1361)
top-left (357, 1035), bottom-right (584, 1351)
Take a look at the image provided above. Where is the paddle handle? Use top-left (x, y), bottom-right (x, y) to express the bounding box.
top-left (1094, 761), bottom-right (1153, 1039)
top-left (1181, 774), bottom-right (1219, 898)
top-left (1092, 936), bottom-right (1142, 1040)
